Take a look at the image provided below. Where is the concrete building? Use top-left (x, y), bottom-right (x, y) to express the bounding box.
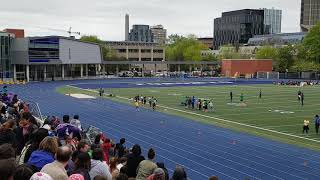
top-left (300, 0), bottom-right (320, 32)
top-left (0, 31), bottom-right (14, 80)
top-left (129, 25), bottom-right (153, 42)
top-left (104, 41), bottom-right (166, 72)
top-left (248, 32), bottom-right (306, 46)
top-left (11, 36), bottom-right (102, 82)
top-left (198, 37), bottom-right (214, 50)
top-left (150, 25), bottom-right (167, 44)
top-left (263, 8), bottom-right (282, 34)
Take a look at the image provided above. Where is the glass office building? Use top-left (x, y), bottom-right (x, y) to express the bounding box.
top-left (301, 0), bottom-right (320, 32)
top-left (0, 32), bottom-right (13, 80)
top-left (214, 9), bottom-right (265, 49)
top-left (263, 8), bottom-right (282, 34)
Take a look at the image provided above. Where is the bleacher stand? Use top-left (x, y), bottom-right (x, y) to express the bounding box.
top-left (0, 87), bottom-right (196, 180)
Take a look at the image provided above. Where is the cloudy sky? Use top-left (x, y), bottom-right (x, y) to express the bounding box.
top-left (0, 0), bottom-right (301, 40)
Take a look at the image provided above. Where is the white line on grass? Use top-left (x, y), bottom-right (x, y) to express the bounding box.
top-left (67, 85), bottom-right (320, 144)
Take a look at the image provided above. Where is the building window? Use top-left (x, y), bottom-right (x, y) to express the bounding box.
top-left (128, 49), bottom-right (139, 53)
top-left (118, 49), bottom-right (126, 53)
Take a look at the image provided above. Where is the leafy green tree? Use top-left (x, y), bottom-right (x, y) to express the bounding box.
top-left (255, 46), bottom-right (277, 59)
top-left (80, 35), bottom-right (115, 61)
top-left (274, 46), bottom-right (295, 72)
top-left (165, 34), bottom-right (209, 61)
top-left (303, 22), bottom-right (320, 62)
top-left (218, 45), bottom-right (241, 59)
top-left (80, 35), bottom-right (102, 43)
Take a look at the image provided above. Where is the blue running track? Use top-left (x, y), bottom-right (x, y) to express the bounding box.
top-left (7, 78), bottom-right (320, 180)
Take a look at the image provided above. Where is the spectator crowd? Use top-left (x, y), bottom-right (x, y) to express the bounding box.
top-left (0, 88), bottom-right (200, 180)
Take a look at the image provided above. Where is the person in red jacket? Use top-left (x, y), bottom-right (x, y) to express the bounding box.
top-left (101, 138), bottom-right (111, 163)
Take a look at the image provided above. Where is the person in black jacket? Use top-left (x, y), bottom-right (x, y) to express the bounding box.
top-left (125, 144), bottom-right (145, 178)
top-left (14, 112), bottom-right (38, 154)
top-left (115, 138), bottom-right (126, 158)
top-left (23, 128), bottom-right (49, 163)
top-left (0, 120), bottom-right (17, 149)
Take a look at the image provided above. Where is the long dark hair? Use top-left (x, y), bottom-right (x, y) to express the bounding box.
top-left (74, 152), bottom-right (91, 170)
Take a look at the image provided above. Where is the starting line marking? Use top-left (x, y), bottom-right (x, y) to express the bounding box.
top-left (67, 85), bottom-right (320, 144)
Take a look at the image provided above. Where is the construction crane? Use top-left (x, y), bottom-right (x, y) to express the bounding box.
top-left (67, 27), bottom-right (80, 37)
top-left (33, 26), bottom-right (81, 37)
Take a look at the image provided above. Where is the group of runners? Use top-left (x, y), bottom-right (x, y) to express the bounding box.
top-left (134, 95), bottom-right (157, 111)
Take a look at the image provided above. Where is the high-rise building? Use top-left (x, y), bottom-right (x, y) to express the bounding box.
top-left (214, 9), bottom-right (265, 49)
top-left (150, 25), bottom-right (167, 44)
top-left (0, 31), bottom-right (14, 80)
top-left (263, 8), bottom-right (282, 34)
top-left (300, 0), bottom-right (320, 32)
top-left (125, 14), bottom-right (129, 41)
top-left (214, 8), bottom-right (282, 49)
top-left (129, 25), bottom-right (153, 42)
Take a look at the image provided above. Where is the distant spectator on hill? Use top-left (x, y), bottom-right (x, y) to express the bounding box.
top-left (89, 148), bottom-right (112, 180)
top-left (0, 119), bottom-right (17, 148)
top-left (70, 115), bottom-right (82, 130)
top-left (15, 112), bottom-right (39, 154)
top-left (13, 164), bottom-right (35, 180)
top-left (115, 138), bottom-right (126, 158)
top-left (69, 152), bottom-right (91, 180)
top-left (28, 137), bottom-right (59, 171)
top-left (126, 144), bottom-right (145, 178)
top-left (41, 146), bottom-right (72, 180)
top-left (56, 115), bottom-right (81, 142)
top-left (136, 148), bottom-right (157, 180)
top-left (171, 165), bottom-right (187, 180)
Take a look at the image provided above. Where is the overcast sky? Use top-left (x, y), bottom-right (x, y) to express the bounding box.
top-left (0, 0), bottom-right (301, 41)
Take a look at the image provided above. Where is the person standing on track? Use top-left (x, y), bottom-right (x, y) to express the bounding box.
top-left (259, 89), bottom-right (262, 99)
top-left (298, 90), bottom-right (302, 101)
top-left (99, 88), bottom-right (104, 97)
top-left (240, 93), bottom-right (244, 102)
top-left (314, 115), bottom-right (320, 134)
top-left (135, 101), bottom-right (139, 111)
top-left (152, 98), bottom-right (157, 110)
top-left (230, 91), bottom-right (233, 102)
top-left (191, 96), bottom-right (195, 109)
top-left (301, 93), bottom-right (304, 106)
top-left (303, 119), bottom-right (310, 134)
